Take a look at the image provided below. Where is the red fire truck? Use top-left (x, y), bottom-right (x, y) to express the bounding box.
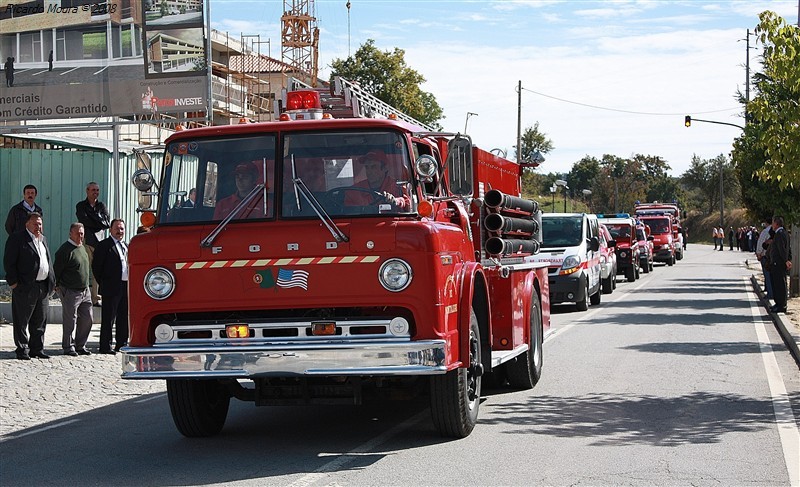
top-left (634, 202), bottom-right (684, 263)
top-left (123, 77), bottom-right (550, 439)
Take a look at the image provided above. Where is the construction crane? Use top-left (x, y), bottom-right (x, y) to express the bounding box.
top-left (281, 0), bottom-right (319, 87)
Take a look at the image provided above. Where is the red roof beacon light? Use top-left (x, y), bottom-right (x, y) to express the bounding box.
top-left (286, 90), bottom-right (321, 110)
top-left (283, 90), bottom-right (324, 121)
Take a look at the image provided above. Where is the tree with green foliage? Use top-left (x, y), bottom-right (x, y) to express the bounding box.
top-left (630, 154), bottom-right (684, 204)
top-left (330, 40), bottom-right (444, 129)
top-left (566, 155), bottom-right (600, 198)
top-left (746, 10), bottom-right (800, 189)
top-left (514, 122), bottom-right (554, 164)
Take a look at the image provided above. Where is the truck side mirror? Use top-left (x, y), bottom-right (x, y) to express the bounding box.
top-left (446, 135), bottom-right (473, 196)
top-left (589, 236), bottom-right (600, 252)
top-left (608, 239), bottom-right (617, 248)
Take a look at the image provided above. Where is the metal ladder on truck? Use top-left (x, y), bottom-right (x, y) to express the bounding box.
top-left (274, 76), bottom-right (435, 131)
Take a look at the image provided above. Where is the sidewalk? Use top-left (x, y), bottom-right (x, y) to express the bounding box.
top-left (748, 270), bottom-right (800, 367)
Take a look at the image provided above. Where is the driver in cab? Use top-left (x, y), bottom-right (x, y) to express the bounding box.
top-left (344, 151), bottom-right (409, 210)
top-left (213, 161), bottom-right (268, 220)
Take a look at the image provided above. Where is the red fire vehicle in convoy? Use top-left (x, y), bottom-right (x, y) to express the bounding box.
top-left (634, 202), bottom-right (684, 262)
top-left (598, 214), bottom-right (640, 282)
top-left (123, 77), bottom-right (550, 439)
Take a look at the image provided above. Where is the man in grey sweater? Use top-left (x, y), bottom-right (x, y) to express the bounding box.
top-left (53, 223), bottom-right (94, 356)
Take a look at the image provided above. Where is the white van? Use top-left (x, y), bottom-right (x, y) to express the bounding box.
top-left (526, 213), bottom-right (602, 311)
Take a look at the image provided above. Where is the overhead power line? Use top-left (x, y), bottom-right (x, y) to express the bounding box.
top-left (521, 87), bottom-right (740, 116)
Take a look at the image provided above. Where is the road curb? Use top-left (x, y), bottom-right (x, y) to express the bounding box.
top-left (750, 274), bottom-right (800, 367)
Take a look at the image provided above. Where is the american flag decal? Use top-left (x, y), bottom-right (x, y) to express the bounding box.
top-left (276, 268), bottom-right (309, 290)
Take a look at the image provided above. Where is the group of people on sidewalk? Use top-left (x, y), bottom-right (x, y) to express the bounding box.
top-left (3, 183), bottom-right (129, 360)
top-left (754, 217), bottom-right (793, 314)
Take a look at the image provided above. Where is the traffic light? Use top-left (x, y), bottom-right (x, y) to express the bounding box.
top-left (684, 115), bottom-right (691, 127)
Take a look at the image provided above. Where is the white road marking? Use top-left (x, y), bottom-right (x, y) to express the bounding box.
top-left (545, 276), bottom-right (649, 344)
top-left (745, 277), bottom-right (800, 486)
top-left (60, 67), bottom-right (80, 75)
top-left (1, 419), bottom-right (80, 441)
top-left (288, 411), bottom-right (428, 487)
top-left (31, 70), bottom-right (50, 76)
top-left (93, 66), bottom-right (109, 75)
top-left (134, 393), bottom-right (166, 403)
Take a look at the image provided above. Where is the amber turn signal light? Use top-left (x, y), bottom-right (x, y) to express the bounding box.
top-left (226, 324), bottom-right (250, 338)
top-left (311, 322), bottom-right (336, 336)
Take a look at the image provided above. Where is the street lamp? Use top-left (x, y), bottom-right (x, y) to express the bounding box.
top-left (582, 189), bottom-right (592, 212)
top-left (464, 112), bottom-right (478, 133)
top-left (555, 179), bottom-right (568, 213)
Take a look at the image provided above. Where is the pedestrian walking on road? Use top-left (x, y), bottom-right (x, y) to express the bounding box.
top-left (767, 216), bottom-right (791, 313)
top-left (728, 226), bottom-right (734, 250)
top-left (92, 219), bottom-right (129, 354)
top-left (3, 212), bottom-right (55, 360)
top-left (48, 50), bottom-right (53, 71)
top-left (5, 184), bottom-right (44, 235)
top-left (75, 182), bottom-right (111, 306)
top-left (53, 223), bottom-right (94, 356)
top-left (712, 227), bottom-right (718, 250)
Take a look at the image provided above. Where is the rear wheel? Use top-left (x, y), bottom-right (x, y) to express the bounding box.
top-left (641, 258), bottom-right (650, 273)
top-left (430, 307), bottom-right (481, 438)
top-left (167, 379), bottom-right (231, 437)
top-left (668, 255), bottom-right (675, 266)
top-left (602, 274), bottom-right (613, 294)
top-left (625, 266), bottom-right (636, 282)
top-left (648, 260), bottom-right (654, 272)
top-left (507, 292), bottom-right (543, 389)
top-left (590, 285), bottom-right (601, 305)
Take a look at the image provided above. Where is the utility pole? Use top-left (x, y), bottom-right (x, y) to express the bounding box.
top-left (719, 157), bottom-right (724, 229)
top-left (516, 80), bottom-right (522, 162)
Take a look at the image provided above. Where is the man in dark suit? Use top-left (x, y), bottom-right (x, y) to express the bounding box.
top-left (767, 216), bottom-right (792, 313)
top-left (181, 188), bottom-right (197, 208)
top-left (3, 212), bottom-right (56, 360)
top-left (92, 219), bottom-right (128, 354)
top-left (76, 181), bottom-right (111, 306)
top-left (5, 184), bottom-right (44, 235)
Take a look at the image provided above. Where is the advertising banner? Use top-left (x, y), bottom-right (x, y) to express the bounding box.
top-left (0, 0), bottom-right (208, 123)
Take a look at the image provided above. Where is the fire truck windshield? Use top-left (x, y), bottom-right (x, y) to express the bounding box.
top-left (645, 217), bottom-right (671, 234)
top-left (606, 224), bottom-right (633, 241)
top-left (157, 130), bottom-right (415, 225)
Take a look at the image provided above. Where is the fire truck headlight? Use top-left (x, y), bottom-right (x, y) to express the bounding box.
top-left (379, 259), bottom-right (413, 292)
top-left (389, 317), bottom-right (410, 336)
top-left (144, 267), bottom-right (175, 300)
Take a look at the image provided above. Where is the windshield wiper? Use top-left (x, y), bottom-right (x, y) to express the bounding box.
top-left (292, 177), bottom-right (349, 243)
top-left (200, 183), bottom-right (265, 248)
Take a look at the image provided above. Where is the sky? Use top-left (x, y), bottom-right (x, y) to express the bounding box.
top-left (211, 0), bottom-right (800, 177)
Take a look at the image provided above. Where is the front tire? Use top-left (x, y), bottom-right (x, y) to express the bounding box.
top-left (507, 292), bottom-right (543, 389)
top-left (575, 282), bottom-right (589, 311)
top-left (167, 379), bottom-right (231, 437)
top-left (430, 307), bottom-right (481, 438)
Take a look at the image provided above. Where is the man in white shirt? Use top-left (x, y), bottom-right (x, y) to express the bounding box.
top-left (3, 212), bottom-right (56, 359)
top-left (755, 218), bottom-right (773, 299)
top-left (92, 219), bottom-right (129, 354)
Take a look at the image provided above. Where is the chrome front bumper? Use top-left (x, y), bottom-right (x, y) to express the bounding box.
top-left (120, 340), bottom-right (448, 379)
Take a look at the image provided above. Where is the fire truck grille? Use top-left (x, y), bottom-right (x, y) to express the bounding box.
top-left (150, 307), bottom-right (415, 345)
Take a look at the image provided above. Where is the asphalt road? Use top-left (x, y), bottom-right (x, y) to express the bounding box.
top-left (1, 244), bottom-right (798, 486)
